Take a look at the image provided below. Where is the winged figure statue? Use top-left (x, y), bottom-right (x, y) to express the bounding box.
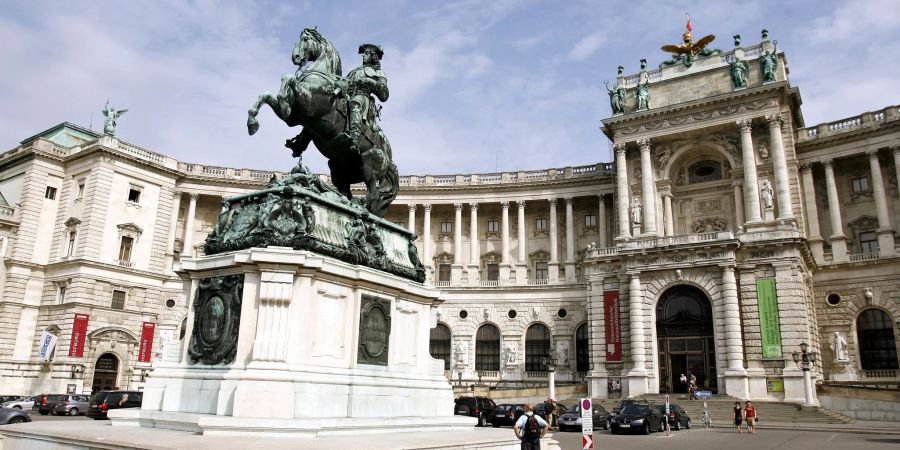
top-left (659, 15), bottom-right (720, 68)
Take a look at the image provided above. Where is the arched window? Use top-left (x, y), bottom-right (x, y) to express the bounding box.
top-left (525, 324), bottom-right (551, 372)
top-left (687, 160), bottom-right (722, 184)
top-left (429, 324), bottom-right (452, 370)
top-left (576, 323), bottom-right (589, 373)
top-left (856, 309), bottom-right (899, 370)
top-left (475, 324), bottom-right (500, 371)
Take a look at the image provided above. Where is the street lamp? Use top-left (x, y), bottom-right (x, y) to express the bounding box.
top-left (791, 342), bottom-right (818, 405)
top-left (542, 354), bottom-right (558, 401)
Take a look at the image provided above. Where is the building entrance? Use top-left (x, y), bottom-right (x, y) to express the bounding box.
top-left (91, 353), bottom-right (119, 394)
top-left (656, 285), bottom-right (717, 393)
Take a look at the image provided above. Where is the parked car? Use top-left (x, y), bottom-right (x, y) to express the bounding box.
top-left (454, 396), bottom-right (496, 427)
top-left (0, 408), bottom-right (31, 425)
top-left (534, 402), bottom-right (568, 423)
top-left (491, 403), bottom-right (526, 427)
top-left (86, 391), bottom-right (143, 420)
top-left (36, 394), bottom-right (67, 415)
top-left (558, 402), bottom-right (609, 431)
top-left (609, 404), bottom-right (666, 435)
top-left (655, 404), bottom-right (692, 430)
top-left (0, 395), bottom-right (22, 404)
top-left (1, 396), bottom-right (35, 410)
top-left (51, 394), bottom-right (91, 416)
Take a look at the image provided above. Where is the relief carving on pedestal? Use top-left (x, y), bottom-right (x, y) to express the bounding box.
top-left (188, 274), bottom-right (244, 365)
top-left (358, 295), bottom-right (391, 366)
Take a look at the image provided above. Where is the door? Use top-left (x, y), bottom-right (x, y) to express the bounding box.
top-left (669, 354), bottom-right (688, 393)
top-left (656, 285), bottom-right (718, 393)
top-left (91, 354), bottom-right (119, 393)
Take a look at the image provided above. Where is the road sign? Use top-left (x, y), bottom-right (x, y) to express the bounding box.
top-left (665, 394), bottom-right (671, 436)
top-left (582, 434), bottom-right (593, 449)
top-left (696, 390), bottom-right (712, 399)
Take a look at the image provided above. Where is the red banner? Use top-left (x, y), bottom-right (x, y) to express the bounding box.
top-left (68, 314), bottom-right (89, 357)
top-left (138, 322), bottom-right (156, 362)
top-left (604, 291), bottom-right (622, 361)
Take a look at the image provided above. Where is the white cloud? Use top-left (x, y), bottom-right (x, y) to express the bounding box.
top-left (567, 32), bottom-right (606, 61)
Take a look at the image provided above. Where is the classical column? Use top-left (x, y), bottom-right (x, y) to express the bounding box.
top-left (732, 181), bottom-right (745, 231)
top-left (823, 160), bottom-right (848, 262)
top-left (638, 139), bottom-right (657, 235)
top-left (868, 150), bottom-right (896, 256)
top-left (423, 204), bottom-right (432, 274)
top-left (894, 146), bottom-right (900, 205)
top-left (516, 201), bottom-right (528, 284)
top-left (721, 265), bottom-right (749, 399)
top-left (615, 143), bottom-right (631, 240)
top-left (182, 193), bottom-right (199, 258)
top-left (627, 273), bottom-right (648, 396)
top-left (452, 203), bottom-right (463, 284)
top-left (598, 194), bottom-right (608, 247)
top-left (564, 197), bottom-right (576, 281)
top-left (662, 192), bottom-right (674, 237)
top-left (467, 203), bottom-right (480, 284)
top-left (407, 204), bottom-right (416, 234)
top-left (165, 191), bottom-right (182, 270)
top-left (738, 119), bottom-right (763, 224)
top-left (800, 164), bottom-right (824, 262)
top-left (548, 199), bottom-right (560, 284)
top-left (500, 201), bottom-right (511, 284)
top-left (767, 114), bottom-right (795, 220)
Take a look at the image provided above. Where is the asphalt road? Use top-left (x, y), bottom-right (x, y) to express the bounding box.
top-left (550, 427), bottom-right (900, 450)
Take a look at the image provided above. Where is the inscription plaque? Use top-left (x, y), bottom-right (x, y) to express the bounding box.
top-left (357, 295), bottom-right (391, 366)
top-left (188, 274), bottom-right (244, 365)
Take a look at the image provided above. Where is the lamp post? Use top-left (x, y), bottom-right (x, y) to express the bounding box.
top-left (791, 342), bottom-right (818, 405)
top-left (542, 354), bottom-right (558, 401)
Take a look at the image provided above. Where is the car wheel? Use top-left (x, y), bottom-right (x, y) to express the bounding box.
top-left (675, 420), bottom-right (681, 431)
top-left (686, 419), bottom-right (691, 429)
top-left (69, 408), bottom-right (79, 416)
top-left (478, 414), bottom-right (487, 427)
top-left (643, 423), bottom-right (651, 435)
top-left (7, 416), bottom-right (27, 424)
top-left (659, 421), bottom-right (665, 432)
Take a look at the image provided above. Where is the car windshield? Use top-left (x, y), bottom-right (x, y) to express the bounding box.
top-left (622, 405), bottom-right (649, 414)
top-left (495, 405), bottom-right (512, 412)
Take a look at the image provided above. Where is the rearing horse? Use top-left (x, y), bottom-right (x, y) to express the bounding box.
top-left (247, 28), bottom-right (399, 218)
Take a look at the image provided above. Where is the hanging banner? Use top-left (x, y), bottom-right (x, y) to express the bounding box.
top-left (67, 313), bottom-right (89, 357)
top-left (37, 331), bottom-right (58, 362)
top-left (756, 278), bottom-right (783, 358)
top-left (604, 290), bottom-right (622, 361)
top-left (138, 322), bottom-right (156, 362)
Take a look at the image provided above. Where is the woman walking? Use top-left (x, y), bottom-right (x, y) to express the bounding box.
top-left (733, 401), bottom-right (744, 433)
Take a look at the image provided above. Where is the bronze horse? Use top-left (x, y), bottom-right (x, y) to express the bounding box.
top-left (247, 28), bottom-right (398, 217)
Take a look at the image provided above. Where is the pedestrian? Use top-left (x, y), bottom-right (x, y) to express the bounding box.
top-left (688, 372), bottom-right (697, 400)
top-left (744, 400), bottom-right (757, 433)
top-left (679, 373), bottom-right (687, 396)
top-left (514, 403), bottom-right (550, 450)
top-left (547, 398), bottom-right (559, 430)
top-left (733, 401), bottom-right (743, 433)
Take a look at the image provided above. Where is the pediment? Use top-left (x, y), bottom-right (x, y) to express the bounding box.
top-left (117, 223), bottom-right (143, 234)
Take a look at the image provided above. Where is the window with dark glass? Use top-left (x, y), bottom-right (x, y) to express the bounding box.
top-left (535, 262), bottom-right (548, 280)
top-left (45, 186), bottom-right (57, 200)
top-left (851, 177), bottom-right (869, 193)
top-left (118, 236), bottom-right (134, 261)
top-left (111, 290), bottom-right (126, 310)
top-left (535, 218), bottom-right (547, 231)
top-left (487, 263), bottom-right (499, 281)
top-left (856, 308), bottom-right (899, 370)
top-left (66, 232), bottom-right (76, 257)
top-left (688, 160), bottom-right (722, 184)
top-left (440, 221), bottom-right (452, 234)
top-left (487, 219), bottom-right (499, 233)
top-left (859, 232), bottom-right (879, 255)
top-left (475, 324), bottom-right (500, 371)
top-left (58, 287), bottom-right (66, 305)
top-left (438, 263), bottom-right (451, 282)
top-left (127, 188), bottom-right (141, 203)
top-left (584, 214), bottom-right (597, 228)
top-left (525, 324), bottom-right (551, 372)
top-left (429, 324), bottom-right (452, 370)
top-left (576, 323), bottom-right (589, 373)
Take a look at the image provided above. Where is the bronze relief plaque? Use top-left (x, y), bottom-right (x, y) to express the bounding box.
top-left (357, 295), bottom-right (391, 366)
top-left (188, 274), bottom-right (244, 365)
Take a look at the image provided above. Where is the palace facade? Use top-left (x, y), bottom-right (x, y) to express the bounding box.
top-left (0, 34), bottom-right (898, 404)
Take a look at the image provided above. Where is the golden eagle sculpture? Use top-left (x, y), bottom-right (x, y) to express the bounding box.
top-left (659, 14), bottom-right (720, 68)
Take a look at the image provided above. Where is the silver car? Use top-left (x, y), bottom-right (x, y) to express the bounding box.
top-left (0, 396), bottom-right (34, 410)
top-left (50, 395), bottom-right (91, 416)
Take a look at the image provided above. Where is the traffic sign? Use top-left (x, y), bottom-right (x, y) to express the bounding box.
top-left (582, 434), bottom-right (593, 449)
top-left (580, 398), bottom-right (593, 448)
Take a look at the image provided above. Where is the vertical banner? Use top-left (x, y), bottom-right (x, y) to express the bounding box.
top-left (138, 322), bottom-right (156, 362)
top-left (68, 313), bottom-right (89, 357)
top-left (37, 331), bottom-right (58, 362)
top-left (756, 278), bottom-right (783, 358)
top-left (604, 290), bottom-right (622, 361)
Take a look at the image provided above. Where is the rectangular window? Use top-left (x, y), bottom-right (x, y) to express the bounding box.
top-left (111, 290), bottom-right (126, 310)
top-left (118, 236), bottom-right (134, 262)
top-left (487, 263), bottom-right (499, 281)
top-left (440, 221), bottom-right (452, 234)
top-left (65, 232), bottom-right (76, 257)
top-left (77, 180), bottom-right (85, 199)
top-left (58, 287), bottom-right (66, 305)
top-left (487, 220), bottom-right (499, 233)
top-left (535, 217), bottom-right (547, 231)
top-left (535, 262), bottom-right (548, 280)
top-left (127, 188), bottom-right (141, 203)
top-left (851, 177), bottom-right (869, 193)
top-left (45, 186), bottom-right (57, 200)
top-left (584, 214), bottom-right (597, 228)
top-left (859, 231), bottom-right (879, 255)
top-left (438, 263), bottom-right (451, 282)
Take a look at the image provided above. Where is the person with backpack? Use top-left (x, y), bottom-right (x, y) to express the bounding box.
top-left (514, 404), bottom-right (549, 450)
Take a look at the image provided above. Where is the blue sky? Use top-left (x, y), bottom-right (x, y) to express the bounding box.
top-left (1, 0), bottom-right (898, 175)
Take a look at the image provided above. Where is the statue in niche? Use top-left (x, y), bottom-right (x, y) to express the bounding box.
top-left (631, 197), bottom-right (642, 225)
top-left (759, 41), bottom-right (779, 83)
top-left (729, 59), bottom-right (749, 88)
top-left (505, 344), bottom-right (518, 365)
top-left (655, 146), bottom-right (672, 169)
top-left (455, 341), bottom-right (468, 365)
top-left (557, 343), bottom-right (569, 367)
top-left (635, 79), bottom-right (650, 111)
top-left (832, 332), bottom-right (849, 362)
top-left (760, 179), bottom-right (774, 210)
top-left (604, 80), bottom-right (626, 115)
top-left (757, 143), bottom-right (769, 161)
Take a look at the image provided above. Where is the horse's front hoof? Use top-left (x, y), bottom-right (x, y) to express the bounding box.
top-left (247, 118), bottom-right (260, 135)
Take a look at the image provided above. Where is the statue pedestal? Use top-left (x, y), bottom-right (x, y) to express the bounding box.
top-left (132, 247), bottom-right (471, 436)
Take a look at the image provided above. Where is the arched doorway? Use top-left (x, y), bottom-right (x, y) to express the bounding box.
top-left (475, 324), bottom-right (500, 371)
top-left (91, 353), bottom-right (119, 393)
top-left (575, 323), bottom-right (589, 373)
top-left (856, 309), bottom-right (899, 371)
top-left (656, 286), bottom-right (717, 393)
top-left (525, 323), bottom-right (551, 372)
top-left (429, 323), bottom-right (452, 370)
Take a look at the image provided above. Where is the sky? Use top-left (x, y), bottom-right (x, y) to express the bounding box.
top-left (2, 0), bottom-right (898, 176)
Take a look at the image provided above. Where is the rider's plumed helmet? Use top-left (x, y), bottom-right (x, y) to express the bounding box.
top-left (358, 44), bottom-right (384, 59)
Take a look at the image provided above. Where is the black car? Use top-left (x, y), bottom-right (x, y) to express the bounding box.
top-left (558, 403), bottom-right (609, 431)
top-left (534, 402), bottom-right (568, 423)
top-left (37, 394), bottom-right (66, 415)
top-left (607, 399), bottom-right (650, 427)
top-left (0, 408), bottom-right (31, 425)
top-left (655, 404), bottom-right (692, 430)
top-left (609, 404), bottom-right (666, 435)
top-left (491, 403), bottom-right (526, 427)
top-left (454, 396), bottom-right (496, 427)
top-left (86, 391), bottom-right (143, 420)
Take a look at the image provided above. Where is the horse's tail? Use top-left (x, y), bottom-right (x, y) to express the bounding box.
top-left (369, 161), bottom-right (399, 218)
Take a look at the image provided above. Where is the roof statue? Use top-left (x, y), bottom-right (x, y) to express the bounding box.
top-left (101, 100), bottom-right (127, 136)
top-left (660, 14), bottom-right (721, 68)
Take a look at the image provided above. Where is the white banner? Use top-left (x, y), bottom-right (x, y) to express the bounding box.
top-left (37, 331), bottom-right (58, 362)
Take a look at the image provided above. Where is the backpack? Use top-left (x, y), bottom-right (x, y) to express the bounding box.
top-left (523, 415), bottom-right (542, 439)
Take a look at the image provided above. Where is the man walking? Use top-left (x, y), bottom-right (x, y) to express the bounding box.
top-left (514, 404), bottom-right (550, 450)
top-left (744, 400), bottom-right (758, 433)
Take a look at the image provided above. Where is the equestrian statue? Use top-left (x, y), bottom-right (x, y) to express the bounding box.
top-left (247, 28), bottom-right (399, 218)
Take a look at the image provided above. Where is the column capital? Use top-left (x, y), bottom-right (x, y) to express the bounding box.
top-left (500, 201), bottom-right (509, 209)
top-left (469, 202), bottom-right (478, 211)
top-left (892, 145), bottom-right (900, 155)
top-left (517, 200), bottom-right (526, 209)
top-left (821, 159), bottom-right (834, 169)
top-left (564, 197), bottom-right (574, 206)
top-left (636, 138), bottom-right (651, 151)
top-left (549, 198), bottom-right (558, 207)
top-left (766, 113), bottom-right (784, 126)
top-left (613, 143), bottom-right (627, 155)
top-left (423, 203), bottom-right (432, 212)
top-left (188, 193), bottom-right (200, 201)
top-left (454, 203), bottom-right (463, 211)
top-left (798, 163), bottom-right (813, 173)
top-left (866, 149), bottom-right (881, 159)
top-left (408, 203), bottom-right (417, 212)
top-left (736, 118), bottom-right (753, 131)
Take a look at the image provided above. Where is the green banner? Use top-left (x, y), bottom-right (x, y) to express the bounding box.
top-left (756, 278), bottom-right (782, 358)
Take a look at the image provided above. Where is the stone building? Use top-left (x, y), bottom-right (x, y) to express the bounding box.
top-left (0, 32), bottom-right (897, 403)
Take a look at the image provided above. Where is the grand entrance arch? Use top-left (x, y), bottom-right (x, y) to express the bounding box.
top-left (656, 285), bottom-right (718, 393)
top-left (91, 353), bottom-right (119, 393)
